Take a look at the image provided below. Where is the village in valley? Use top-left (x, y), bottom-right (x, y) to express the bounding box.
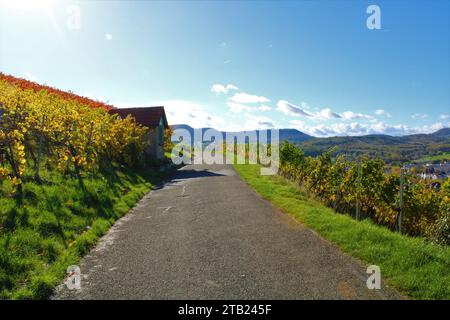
top-left (404, 161), bottom-right (450, 180)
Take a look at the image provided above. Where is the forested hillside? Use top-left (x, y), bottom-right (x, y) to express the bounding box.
top-left (172, 124), bottom-right (450, 164)
top-left (296, 129), bottom-right (450, 164)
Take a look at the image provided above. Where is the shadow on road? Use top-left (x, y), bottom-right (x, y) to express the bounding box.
top-left (177, 168), bottom-right (226, 179)
top-left (152, 167), bottom-right (226, 190)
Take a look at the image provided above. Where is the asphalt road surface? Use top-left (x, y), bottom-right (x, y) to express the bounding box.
top-left (53, 164), bottom-right (403, 300)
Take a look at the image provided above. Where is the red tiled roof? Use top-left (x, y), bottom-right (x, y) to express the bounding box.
top-left (108, 106), bottom-right (169, 128)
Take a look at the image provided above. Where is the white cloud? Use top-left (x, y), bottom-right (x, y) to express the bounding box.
top-left (227, 102), bottom-right (253, 113)
top-left (113, 98), bottom-right (450, 136)
top-left (211, 84), bottom-right (239, 94)
top-left (300, 102), bottom-right (311, 109)
top-left (341, 111), bottom-right (374, 120)
top-left (163, 101), bottom-right (225, 129)
top-left (23, 72), bottom-right (38, 82)
top-left (411, 113), bottom-right (429, 120)
top-left (116, 100), bottom-right (224, 130)
top-left (289, 120), bottom-right (449, 137)
top-left (440, 114), bottom-right (450, 120)
top-left (414, 122), bottom-right (448, 134)
top-left (277, 100), bottom-right (313, 117)
top-left (277, 100), bottom-right (374, 121)
top-left (257, 105), bottom-right (272, 111)
top-left (105, 33), bottom-right (113, 41)
top-left (318, 108), bottom-right (341, 119)
top-left (230, 92), bottom-right (270, 104)
top-left (375, 109), bottom-right (391, 118)
top-left (227, 101), bottom-right (272, 113)
top-left (289, 119), bottom-right (306, 131)
top-left (244, 115), bottom-right (276, 130)
top-left (369, 122), bottom-right (411, 135)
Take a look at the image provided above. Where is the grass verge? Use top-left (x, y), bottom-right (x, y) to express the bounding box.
top-left (234, 164), bottom-right (450, 300)
top-left (0, 165), bottom-right (172, 299)
top-left (414, 152), bottom-right (450, 163)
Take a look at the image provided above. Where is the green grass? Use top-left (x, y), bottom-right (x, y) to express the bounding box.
top-left (234, 164), bottom-right (450, 300)
top-left (414, 152), bottom-right (450, 163)
top-left (0, 165), bottom-right (171, 299)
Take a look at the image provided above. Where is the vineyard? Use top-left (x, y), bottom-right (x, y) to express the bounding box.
top-left (0, 72), bottom-right (448, 298)
top-left (0, 75), bottom-right (166, 298)
top-left (278, 141), bottom-right (450, 245)
top-left (0, 74), bottom-right (149, 192)
top-left (0, 73), bottom-right (115, 111)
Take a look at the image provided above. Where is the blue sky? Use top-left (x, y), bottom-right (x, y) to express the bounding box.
top-left (0, 0), bottom-right (449, 136)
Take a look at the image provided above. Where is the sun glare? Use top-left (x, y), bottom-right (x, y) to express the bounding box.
top-left (1, 0), bottom-right (53, 11)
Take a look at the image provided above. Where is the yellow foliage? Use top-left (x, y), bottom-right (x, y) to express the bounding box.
top-left (0, 79), bottom-right (148, 187)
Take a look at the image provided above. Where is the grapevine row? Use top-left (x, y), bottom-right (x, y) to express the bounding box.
top-left (278, 141), bottom-right (449, 244)
top-left (0, 78), bottom-right (148, 193)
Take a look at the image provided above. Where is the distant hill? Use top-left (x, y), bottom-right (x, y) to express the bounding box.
top-left (170, 124), bottom-right (450, 164)
top-left (279, 128), bottom-right (312, 143)
top-left (170, 124), bottom-right (312, 143)
top-left (297, 130), bottom-right (450, 164)
top-left (430, 127), bottom-right (450, 138)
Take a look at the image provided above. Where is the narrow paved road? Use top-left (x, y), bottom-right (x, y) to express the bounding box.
top-left (54, 164), bottom-right (402, 299)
